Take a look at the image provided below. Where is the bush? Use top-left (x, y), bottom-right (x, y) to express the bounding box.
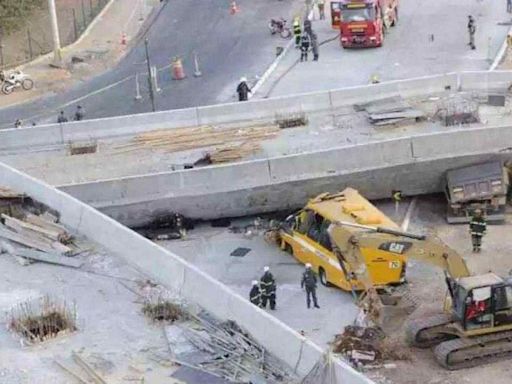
top-left (0, 0), bottom-right (45, 35)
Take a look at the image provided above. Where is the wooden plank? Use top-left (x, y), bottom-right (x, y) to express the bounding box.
top-left (72, 352), bottom-right (107, 384)
top-left (0, 225), bottom-right (70, 255)
top-left (2, 214), bottom-right (62, 240)
top-left (25, 213), bottom-right (67, 234)
top-left (54, 359), bottom-right (90, 384)
top-left (369, 110), bottom-right (425, 120)
top-left (15, 248), bottom-right (83, 268)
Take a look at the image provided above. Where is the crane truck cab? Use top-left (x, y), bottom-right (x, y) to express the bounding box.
top-left (337, 0), bottom-right (398, 48)
top-left (279, 188), bottom-right (406, 291)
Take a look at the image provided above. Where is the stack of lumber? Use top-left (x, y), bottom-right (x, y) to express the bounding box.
top-left (0, 187), bottom-right (25, 199)
top-left (209, 142), bottom-right (261, 164)
top-left (0, 212), bottom-right (75, 260)
top-left (356, 97), bottom-right (426, 126)
top-left (113, 124), bottom-right (280, 157)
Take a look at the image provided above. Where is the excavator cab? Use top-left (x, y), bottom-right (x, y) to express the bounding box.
top-left (449, 273), bottom-right (512, 332)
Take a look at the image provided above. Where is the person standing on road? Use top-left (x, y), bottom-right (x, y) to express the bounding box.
top-left (300, 32), bottom-right (311, 62)
top-left (14, 119), bottom-right (22, 128)
top-left (467, 15), bottom-right (476, 50)
top-left (301, 263), bottom-right (320, 309)
top-left (317, 0), bottom-right (325, 20)
top-left (311, 32), bottom-right (319, 61)
top-left (57, 111), bottom-right (68, 123)
top-left (260, 266), bottom-right (276, 310)
top-left (293, 16), bottom-right (302, 47)
top-left (74, 105), bottom-right (84, 121)
top-left (236, 77), bottom-right (251, 101)
top-left (508, 0), bottom-right (512, 13)
top-left (249, 280), bottom-right (262, 307)
top-left (469, 209), bottom-right (487, 252)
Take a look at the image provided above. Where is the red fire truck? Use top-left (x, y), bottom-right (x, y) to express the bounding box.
top-left (332, 0), bottom-right (399, 48)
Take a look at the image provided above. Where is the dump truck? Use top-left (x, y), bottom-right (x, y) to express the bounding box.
top-left (445, 161), bottom-right (509, 223)
top-left (279, 188), bottom-right (406, 291)
top-left (329, 221), bottom-right (512, 370)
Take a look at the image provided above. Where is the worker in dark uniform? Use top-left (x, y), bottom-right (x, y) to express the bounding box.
top-left (260, 266), bottom-right (276, 310)
top-left (301, 263), bottom-right (320, 308)
top-left (236, 77), bottom-right (251, 101)
top-left (293, 17), bottom-right (301, 47)
top-left (469, 209), bottom-right (487, 252)
top-left (300, 32), bottom-right (310, 62)
top-left (311, 32), bottom-right (319, 61)
top-left (57, 111), bottom-right (68, 123)
top-left (249, 280), bottom-right (262, 307)
top-left (467, 15), bottom-right (476, 50)
top-left (74, 105), bottom-right (84, 121)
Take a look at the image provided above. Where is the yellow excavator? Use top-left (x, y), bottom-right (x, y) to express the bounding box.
top-left (328, 221), bottom-right (512, 370)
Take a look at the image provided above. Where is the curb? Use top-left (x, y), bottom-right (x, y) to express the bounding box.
top-left (490, 25), bottom-right (512, 71)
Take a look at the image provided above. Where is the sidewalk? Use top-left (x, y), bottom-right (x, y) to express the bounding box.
top-left (255, 0), bottom-right (510, 99)
top-left (0, 0), bottom-right (156, 109)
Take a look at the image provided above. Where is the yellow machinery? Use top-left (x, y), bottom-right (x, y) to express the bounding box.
top-left (329, 221), bottom-right (512, 370)
top-left (279, 188), bottom-right (407, 291)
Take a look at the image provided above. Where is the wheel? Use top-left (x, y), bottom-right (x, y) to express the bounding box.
top-left (319, 267), bottom-right (330, 287)
top-left (280, 28), bottom-right (292, 39)
top-left (22, 78), bottom-right (34, 90)
top-left (2, 82), bottom-right (13, 95)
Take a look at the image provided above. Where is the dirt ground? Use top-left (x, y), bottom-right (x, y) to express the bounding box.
top-left (1, 0), bottom-right (107, 68)
top-left (365, 195), bottom-right (512, 384)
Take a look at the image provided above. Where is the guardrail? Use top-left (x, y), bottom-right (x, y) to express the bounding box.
top-left (1, 71), bottom-right (511, 152)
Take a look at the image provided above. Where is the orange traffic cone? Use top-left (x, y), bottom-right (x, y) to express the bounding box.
top-left (172, 57), bottom-right (186, 80)
top-left (230, 0), bottom-right (239, 15)
top-left (121, 32), bottom-right (127, 45)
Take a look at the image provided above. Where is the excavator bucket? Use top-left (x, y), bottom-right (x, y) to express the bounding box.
top-left (359, 290), bottom-right (418, 333)
top-left (377, 293), bottom-right (418, 333)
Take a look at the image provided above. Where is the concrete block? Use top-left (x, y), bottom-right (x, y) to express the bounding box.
top-left (397, 73), bottom-right (458, 97)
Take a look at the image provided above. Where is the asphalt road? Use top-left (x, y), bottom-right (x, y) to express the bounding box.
top-left (0, 0), bottom-right (302, 127)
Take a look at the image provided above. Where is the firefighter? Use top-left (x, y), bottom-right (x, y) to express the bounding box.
top-left (469, 209), bottom-right (487, 252)
top-left (311, 32), bottom-right (319, 61)
top-left (57, 111), bottom-right (68, 123)
top-left (293, 17), bottom-right (301, 47)
top-left (74, 105), bottom-right (84, 121)
top-left (467, 15), bottom-right (476, 50)
top-left (249, 280), bottom-right (262, 307)
top-left (300, 32), bottom-right (310, 62)
top-left (260, 266), bottom-right (276, 310)
top-left (301, 263), bottom-right (320, 309)
top-left (236, 77), bottom-right (251, 101)
top-left (317, 0), bottom-right (325, 20)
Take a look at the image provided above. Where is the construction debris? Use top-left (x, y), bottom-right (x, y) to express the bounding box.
top-left (275, 112), bottom-right (308, 129)
top-left (142, 299), bottom-right (185, 322)
top-left (55, 352), bottom-right (108, 384)
top-left (435, 97), bottom-right (479, 126)
top-left (15, 248), bottom-right (83, 268)
top-left (8, 296), bottom-right (77, 344)
top-left (166, 313), bottom-right (297, 384)
top-left (355, 97), bottom-right (426, 126)
top-left (331, 326), bottom-right (409, 367)
top-left (69, 141), bottom-right (98, 156)
top-left (136, 212), bottom-right (192, 240)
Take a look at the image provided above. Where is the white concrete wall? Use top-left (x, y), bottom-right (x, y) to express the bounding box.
top-left (0, 162), bottom-right (372, 384)
top-left (0, 71), bottom-right (508, 151)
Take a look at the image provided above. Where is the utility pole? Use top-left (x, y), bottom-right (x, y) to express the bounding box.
top-left (144, 38), bottom-right (156, 112)
top-left (48, 0), bottom-right (63, 66)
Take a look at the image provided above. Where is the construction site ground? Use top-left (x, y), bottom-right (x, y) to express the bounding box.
top-left (0, 234), bottom-right (184, 383)
top-left (2, 91), bottom-right (512, 186)
top-left (158, 195), bottom-right (512, 384)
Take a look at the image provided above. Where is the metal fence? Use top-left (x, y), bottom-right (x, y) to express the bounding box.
top-left (0, 0), bottom-right (109, 69)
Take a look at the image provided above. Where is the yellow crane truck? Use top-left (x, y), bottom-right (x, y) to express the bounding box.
top-left (329, 221), bottom-right (512, 369)
top-left (279, 188), bottom-right (407, 291)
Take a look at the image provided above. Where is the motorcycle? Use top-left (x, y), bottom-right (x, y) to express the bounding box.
top-left (1, 70), bottom-right (34, 95)
top-left (268, 18), bottom-right (291, 39)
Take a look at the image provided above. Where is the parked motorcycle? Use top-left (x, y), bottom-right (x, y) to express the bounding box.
top-left (1, 70), bottom-right (34, 95)
top-left (268, 18), bottom-right (291, 39)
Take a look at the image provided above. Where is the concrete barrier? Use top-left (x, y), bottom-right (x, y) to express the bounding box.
top-left (459, 70), bottom-right (512, 91)
top-left (1, 71), bottom-right (510, 152)
top-left (0, 161), bottom-right (372, 383)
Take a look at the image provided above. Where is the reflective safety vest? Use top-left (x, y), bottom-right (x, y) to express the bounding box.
top-left (470, 216), bottom-right (487, 236)
top-left (293, 20), bottom-right (301, 36)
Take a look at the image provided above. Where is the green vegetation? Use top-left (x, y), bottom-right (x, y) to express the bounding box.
top-left (0, 0), bottom-right (45, 35)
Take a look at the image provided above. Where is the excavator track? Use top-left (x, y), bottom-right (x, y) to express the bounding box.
top-left (434, 330), bottom-right (512, 370)
top-left (406, 313), bottom-right (456, 348)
